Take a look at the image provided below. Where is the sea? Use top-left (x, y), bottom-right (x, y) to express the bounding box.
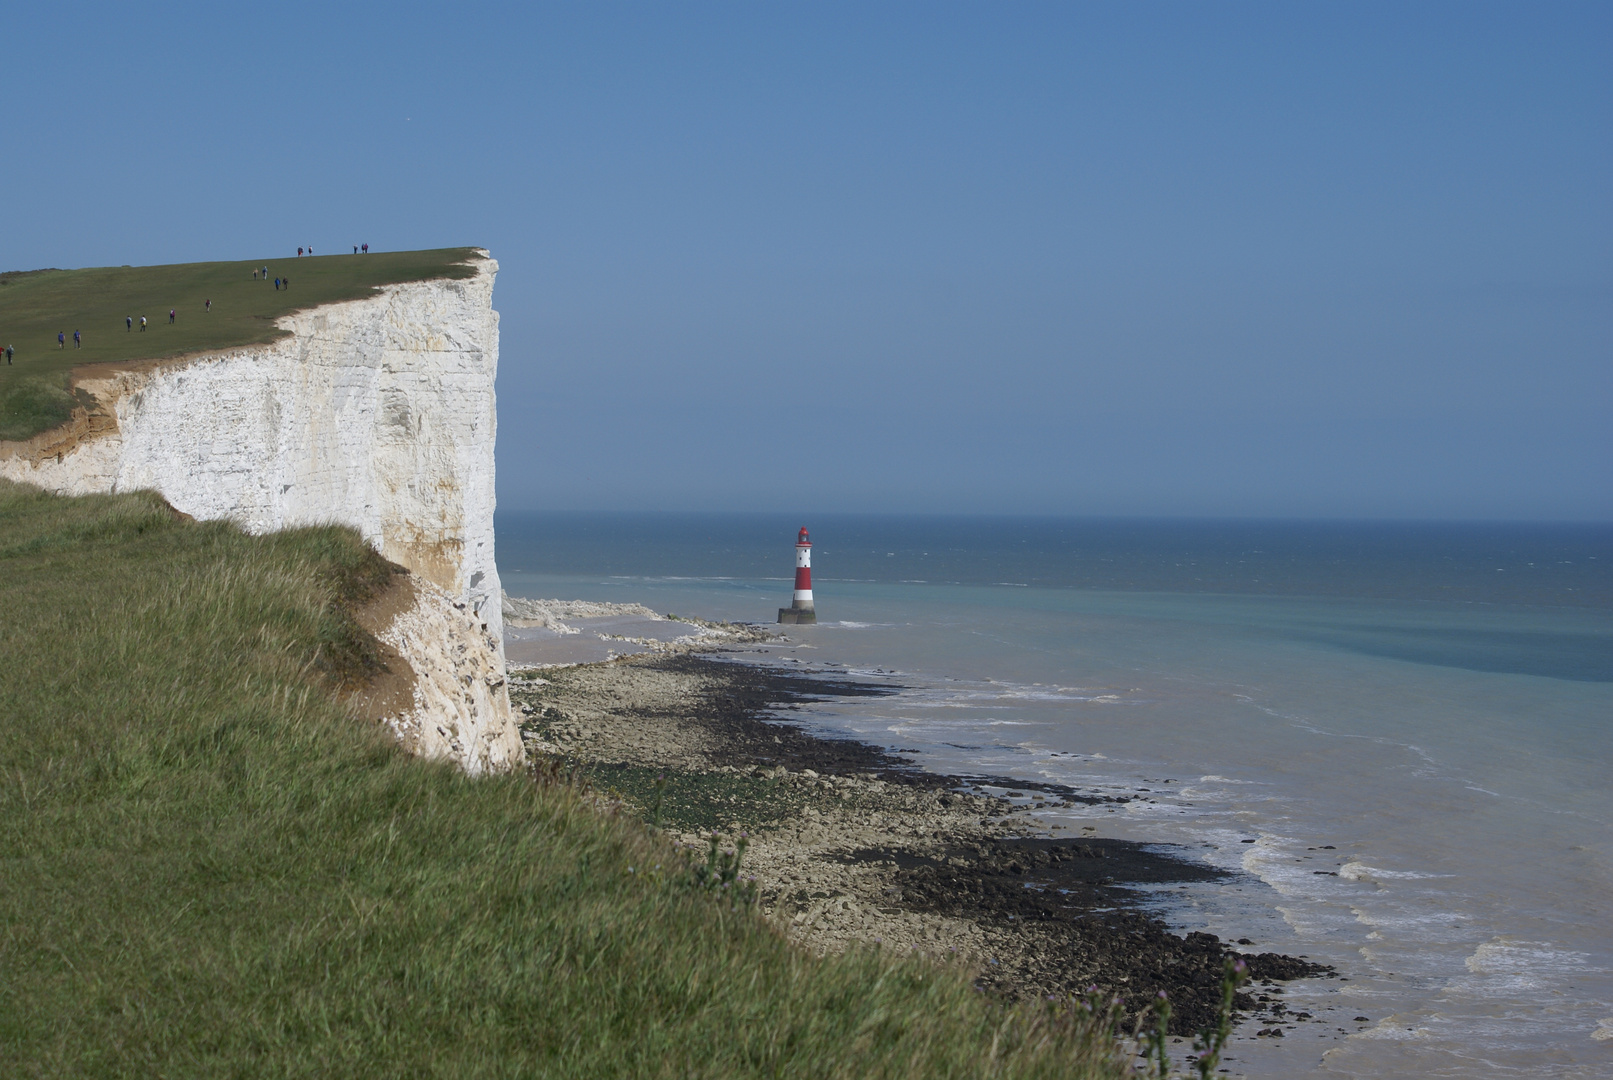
top-left (497, 513), bottom-right (1613, 1079)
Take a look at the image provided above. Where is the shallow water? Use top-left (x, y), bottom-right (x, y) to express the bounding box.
top-left (499, 514), bottom-right (1613, 1078)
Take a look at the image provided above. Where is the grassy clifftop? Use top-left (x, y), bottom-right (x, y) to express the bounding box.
top-left (0, 249), bottom-right (482, 441)
top-left (0, 480), bottom-right (1126, 1079)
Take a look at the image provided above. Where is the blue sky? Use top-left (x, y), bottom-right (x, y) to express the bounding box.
top-left (3, 3), bottom-right (1609, 518)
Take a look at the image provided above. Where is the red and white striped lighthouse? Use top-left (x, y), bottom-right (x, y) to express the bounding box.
top-left (778, 526), bottom-right (817, 624)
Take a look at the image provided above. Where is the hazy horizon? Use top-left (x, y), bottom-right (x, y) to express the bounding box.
top-left (4, 3), bottom-right (1608, 520)
top-left (498, 507), bottom-right (1613, 526)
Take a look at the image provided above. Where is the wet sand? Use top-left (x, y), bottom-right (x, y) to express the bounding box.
top-left (512, 650), bottom-right (1330, 1034)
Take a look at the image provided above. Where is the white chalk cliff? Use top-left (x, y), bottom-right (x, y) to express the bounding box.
top-left (366, 576), bottom-right (525, 776)
top-left (0, 251), bottom-right (521, 773)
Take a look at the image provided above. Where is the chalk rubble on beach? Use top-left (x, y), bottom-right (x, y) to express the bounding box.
top-left (501, 591), bottom-right (776, 667)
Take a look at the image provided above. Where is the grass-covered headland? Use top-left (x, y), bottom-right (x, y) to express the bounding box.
top-left (0, 479), bottom-right (1138, 1078)
top-left (0, 249), bottom-right (480, 441)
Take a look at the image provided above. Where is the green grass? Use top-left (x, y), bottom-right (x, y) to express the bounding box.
top-left (0, 480), bottom-right (1129, 1079)
top-left (0, 249), bottom-right (482, 440)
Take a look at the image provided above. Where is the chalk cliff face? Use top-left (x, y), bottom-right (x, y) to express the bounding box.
top-left (0, 252), bottom-right (520, 773)
top-left (365, 577), bottom-right (525, 776)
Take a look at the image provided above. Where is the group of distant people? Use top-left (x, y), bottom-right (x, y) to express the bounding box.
top-left (16, 254), bottom-right (364, 363)
top-left (251, 266), bottom-right (291, 289)
top-left (295, 243), bottom-right (370, 255)
top-left (43, 303), bottom-right (199, 353)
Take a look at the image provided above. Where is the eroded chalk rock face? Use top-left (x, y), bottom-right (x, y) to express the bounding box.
top-left (370, 578), bottom-right (523, 776)
top-left (0, 255), bottom-right (503, 641)
top-left (0, 252), bottom-right (520, 774)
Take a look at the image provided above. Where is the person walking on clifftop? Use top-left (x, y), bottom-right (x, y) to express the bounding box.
top-left (126, 315), bottom-right (132, 332)
top-left (57, 331), bottom-right (65, 349)
top-left (73, 330), bottom-right (80, 348)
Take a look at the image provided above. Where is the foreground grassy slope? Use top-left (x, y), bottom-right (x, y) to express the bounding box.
top-left (0, 480), bottom-right (1126, 1079)
top-left (0, 249), bottom-right (480, 440)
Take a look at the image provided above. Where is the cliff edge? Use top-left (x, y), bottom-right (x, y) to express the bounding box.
top-left (0, 250), bottom-right (520, 773)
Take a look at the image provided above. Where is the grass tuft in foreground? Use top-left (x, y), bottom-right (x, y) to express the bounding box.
top-left (0, 480), bottom-right (1131, 1078)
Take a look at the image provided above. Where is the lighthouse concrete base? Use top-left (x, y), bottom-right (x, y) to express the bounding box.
top-left (778, 607), bottom-right (817, 625)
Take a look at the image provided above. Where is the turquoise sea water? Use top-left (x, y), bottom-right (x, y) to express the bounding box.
top-left (498, 514), bottom-right (1613, 1078)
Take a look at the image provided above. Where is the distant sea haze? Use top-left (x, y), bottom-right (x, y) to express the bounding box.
top-left (498, 512), bottom-right (1613, 610)
top-left (498, 513), bottom-right (1613, 1079)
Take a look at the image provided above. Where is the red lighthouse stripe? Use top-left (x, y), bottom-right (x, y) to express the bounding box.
top-left (795, 565), bottom-right (811, 591)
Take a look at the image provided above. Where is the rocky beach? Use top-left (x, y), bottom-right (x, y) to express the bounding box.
top-left (510, 646), bottom-right (1332, 1036)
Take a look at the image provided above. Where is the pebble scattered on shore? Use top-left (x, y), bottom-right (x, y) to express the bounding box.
top-left (511, 650), bottom-right (1331, 1034)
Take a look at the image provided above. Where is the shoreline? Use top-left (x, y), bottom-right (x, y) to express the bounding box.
top-left (512, 649), bottom-right (1332, 1035)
